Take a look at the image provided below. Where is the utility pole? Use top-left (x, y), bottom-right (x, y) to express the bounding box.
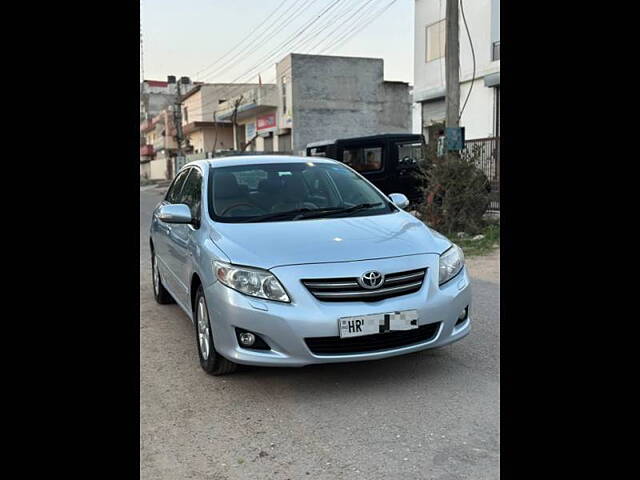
top-left (445, 0), bottom-right (460, 128)
top-left (172, 78), bottom-right (185, 177)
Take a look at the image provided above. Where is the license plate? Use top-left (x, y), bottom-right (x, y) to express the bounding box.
top-left (338, 310), bottom-right (419, 338)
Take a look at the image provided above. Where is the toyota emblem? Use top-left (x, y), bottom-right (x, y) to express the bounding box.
top-left (358, 271), bottom-right (385, 290)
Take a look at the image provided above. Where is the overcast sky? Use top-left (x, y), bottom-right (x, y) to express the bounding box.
top-left (141, 0), bottom-right (414, 85)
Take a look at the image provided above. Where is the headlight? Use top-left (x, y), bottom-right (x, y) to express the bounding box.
top-left (439, 244), bottom-right (465, 285)
top-left (213, 261), bottom-right (290, 303)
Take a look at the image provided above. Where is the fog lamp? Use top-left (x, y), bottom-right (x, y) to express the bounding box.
top-left (239, 332), bottom-right (256, 347)
top-left (239, 332), bottom-right (256, 346)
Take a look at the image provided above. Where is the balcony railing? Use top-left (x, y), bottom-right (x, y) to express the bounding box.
top-left (216, 85), bottom-right (278, 120)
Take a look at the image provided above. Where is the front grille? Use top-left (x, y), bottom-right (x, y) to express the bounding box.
top-left (302, 268), bottom-right (427, 302)
top-left (305, 322), bottom-right (441, 355)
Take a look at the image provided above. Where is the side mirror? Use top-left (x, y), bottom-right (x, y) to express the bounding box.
top-left (388, 193), bottom-right (410, 210)
top-left (158, 204), bottom-right (193, 224)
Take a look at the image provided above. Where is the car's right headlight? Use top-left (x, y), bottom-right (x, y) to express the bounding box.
top-left (439, 244), bottom-right (465, 285)
top-left (213, 261), bottom-right (290, 303)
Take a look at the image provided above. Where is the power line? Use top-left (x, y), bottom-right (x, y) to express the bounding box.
top-left (320, 0), bottom-right (398, 54)
top-left (187, 0), bottom-right (350, 116)
top-left (193, 0), bottom-right (294, 80)
top-left (303, 0), bottom-right (381, 53)
top-left (195, 0), bottom-right (377, 114)
top-left (185, 0), bottom-right (380, 120)
top-left (185, 0), bottom-right (399, 120)
top-left (196, 0), bottom-right (313, 83)
top-left (219, 0), bottom-right (345, 85)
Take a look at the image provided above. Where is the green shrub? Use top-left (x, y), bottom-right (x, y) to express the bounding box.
top-left (414, 140), bottom-right (491, 235)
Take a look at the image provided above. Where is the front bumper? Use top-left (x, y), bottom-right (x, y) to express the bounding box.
top-left (204, 254), bottom-right (471, 367)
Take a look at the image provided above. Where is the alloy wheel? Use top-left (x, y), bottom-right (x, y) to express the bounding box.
top-left (152, 255), bottom-right (160, 295)
top-left (197, 297), bottom-right (211, 360)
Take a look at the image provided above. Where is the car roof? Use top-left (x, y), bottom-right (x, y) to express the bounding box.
top-left (184, 155), bottom-right (339, 170)
top-left (307, 133), bottom-right (423, 148)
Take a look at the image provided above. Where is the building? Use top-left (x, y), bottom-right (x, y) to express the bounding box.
top-left (140, 76), bottom-right (197, 178)
top-left (275, 54), bottom-right (411, 154)
top-left (140, 108), bottom-right (180, 180)
top-left (215, 84), bottom-right (280, 152)
top-left (413, 0), bottom-right (500, 141)
top-left (205, 53), bottom-right (412, 156)
top-left (180, 83), bottom-right (258, 156)
top-left (140, 76), bottom-right (196, 123)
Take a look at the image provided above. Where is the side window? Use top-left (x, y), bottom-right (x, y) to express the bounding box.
top-left (342, 147), bottom-right (383, 173)
top-left (397, 142), bottom-right (424, 169)
top-left (165, 169), bottom-right (190, 204)
top-left (178, 168), bottom-right (202, 225)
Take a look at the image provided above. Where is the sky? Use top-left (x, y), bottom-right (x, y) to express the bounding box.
top-left (141, 0), bottom-right (414, 85)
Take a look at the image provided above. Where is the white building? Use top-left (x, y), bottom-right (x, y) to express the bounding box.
top-left (413, 0), bottom-right (500, 141)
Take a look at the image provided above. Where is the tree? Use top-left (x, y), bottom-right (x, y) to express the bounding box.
top-left (242, 134), bottom-right (258, 152)
top-left (230, 95), bottom-right (244, 151)
top-left (212, 111), bottom-right (218, 156)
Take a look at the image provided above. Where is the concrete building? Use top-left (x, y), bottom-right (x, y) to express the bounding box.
top-left (143, 53), bottom-right (411, 173)
top-left (215, 85), bottom-right (279, 152)
top-left (413, 0), bottom-right (500, 141)
top-left (140, 77), bottom-right (196, 122)
top-left (180, 83), bottom-right (259, 155)
top-left (140, 76), bottom-right (198, 178)
top-left (140, 109), bottom-right (181, 180)
top-left (275, 54), bottom-right (411, 154)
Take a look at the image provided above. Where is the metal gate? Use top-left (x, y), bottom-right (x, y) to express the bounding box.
top-left (462, 137), bottom-right (500, 211)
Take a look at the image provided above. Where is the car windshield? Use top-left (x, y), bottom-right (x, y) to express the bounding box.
top-left (207, 162), bottom-right (395, 223)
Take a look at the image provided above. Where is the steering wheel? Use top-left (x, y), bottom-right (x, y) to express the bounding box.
top-left (220, 203), bottom-right (267, 216)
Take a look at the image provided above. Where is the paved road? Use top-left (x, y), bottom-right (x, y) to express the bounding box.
top-left (140, 189), bottom-right (500, 480)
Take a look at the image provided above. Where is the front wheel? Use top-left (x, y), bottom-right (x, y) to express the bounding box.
top-left (194, 286), bottom-right (238, 376)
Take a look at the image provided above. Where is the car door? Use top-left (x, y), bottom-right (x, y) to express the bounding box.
top-left (395, 141), bottom-right (424, 203)
top-left (152, 168), bottom-right (190, 296)
top-left (165, 167), bottom-right (203, 308)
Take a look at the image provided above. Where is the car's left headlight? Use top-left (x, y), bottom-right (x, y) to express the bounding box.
top-left (439, 244), bottom-right (465, 285)
top-left (213, 261), bottom-right (290, 303)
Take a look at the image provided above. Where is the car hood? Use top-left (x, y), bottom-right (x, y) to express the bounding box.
top-left (210, 211), bottom-right (452, 269)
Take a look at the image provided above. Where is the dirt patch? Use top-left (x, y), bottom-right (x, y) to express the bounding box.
top-left (465, 249), bottom-right (500, 284)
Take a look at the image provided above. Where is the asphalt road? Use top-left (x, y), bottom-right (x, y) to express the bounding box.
top-left (140, 189), bottom-right (500, 480)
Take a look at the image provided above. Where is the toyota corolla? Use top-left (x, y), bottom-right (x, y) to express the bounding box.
top-left (150, 156), bottom-right (470, 375)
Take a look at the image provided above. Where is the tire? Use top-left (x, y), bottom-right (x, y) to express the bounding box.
top-left (152, 250), bottom-right (175, 305)
top-left (194, 286), bottom-right (238, 376)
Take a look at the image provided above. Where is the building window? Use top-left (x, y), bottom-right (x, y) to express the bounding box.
top-left (491, 0), bottom-right (500, 61)
top-left (426, 19), bottom-right (446, 62)
top-left (282, 76), bottom-right (287, 114)
top-left (183, 106), bottom-right (189, 123)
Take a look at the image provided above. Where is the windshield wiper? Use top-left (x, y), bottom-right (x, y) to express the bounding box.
top-left (294, 202), bottom-right (383, 220)
top-left (237, 207), bottom-right (339, 223)
top-left (236, 203), bottom-right (383, 223)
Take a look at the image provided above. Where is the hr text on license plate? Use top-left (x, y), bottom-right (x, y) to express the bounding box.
top-left (338, 310), bottom-right (419, 339)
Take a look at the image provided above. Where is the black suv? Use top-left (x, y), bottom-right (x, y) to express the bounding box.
top-left (306, 133), bottom-right (426, 206)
